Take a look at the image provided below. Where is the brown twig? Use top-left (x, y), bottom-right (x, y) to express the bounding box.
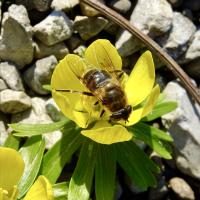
top-left (81, 0), bottom-right (200, 105)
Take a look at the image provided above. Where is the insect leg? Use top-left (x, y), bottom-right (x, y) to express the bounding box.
top-left (55, 89), bottom-right (93, 96)
top-left (100, 109), bottom-right (105, 118)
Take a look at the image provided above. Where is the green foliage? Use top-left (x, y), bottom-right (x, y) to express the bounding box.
top-left (95, 144), bottom-right (116, 200)
top-left (7, 96), bottom-right (177, 199)
top-left (129, 122), bottom-right (173, 159)
top-left (18, 136), bottom-right (45, 198)
top-left (9, 119), bottom-right (71, 136)
top-left (53, 182), bottom-right (69, 200)
top-left (4, 134), bottom-right (20, 150)
top-left (40, 128), bottom-right (82, 184)
top-left (42, 84), bottom-right (52, 92)
top-left (68, 141), bottom-right (97, 200)
top-left (115, 142), bottom-right (159, 190)
top-left (143, 101), bottom-right (177, 121)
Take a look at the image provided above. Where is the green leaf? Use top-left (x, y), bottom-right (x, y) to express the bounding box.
top-left (40, 129), bottom-right (82, 184)
top-left (68, 142), bottom-right (97, 200)
top-left (143, 101), bottom-right (177, 121)
top-left (95, 144), bottom-right (116, 200)
top-left (115, 142), bottom-right (159, 190)
top-left (129, 124), bottom-right (172, 159)
top-left (9, 119), bottom-right (71, 137)
top-left (3, 134), bottom-right (20, 150)
top-left (18, 136), bottom-right (45, 198)
top-left (42, 84), bottom-right (52, 92)
top-left (134, 122), bottom-right (173, 142)
top-left (53, 182), bottom-right (69, 200)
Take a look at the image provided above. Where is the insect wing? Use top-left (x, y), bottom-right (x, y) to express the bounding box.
top-left (65, 54), bottom-right (88, 80)
top-left (85, 39), bottom-right (122, 79)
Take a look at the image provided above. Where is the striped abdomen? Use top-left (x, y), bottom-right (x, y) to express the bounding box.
top-left (83, 69), bottom-right (127, 112)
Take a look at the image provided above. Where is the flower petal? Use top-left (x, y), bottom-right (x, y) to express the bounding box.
top-left (81, 121), bottom-right (132, 144)
top-left (51, 54), bottom-right (93, 128)
top-left (51, 54), bottom-right (87, 92)
top-left (85, 39), bottom-right (122, 71)
top-left (0, 147), bottom-right (24, 191)
top-left (141, 84), bottom-right (160, 118)
top-left (125, 108), bottom-right (143, 126)
top-left (23, 176), bottom-right (53, 200)
top-left (125, 85), bottom-right (160, 126)
top-left (52, 91), bottom-right (89, 128)
top-left (125, 51), bottom-right (155, 106)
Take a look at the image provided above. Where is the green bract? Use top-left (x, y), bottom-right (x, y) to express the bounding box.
top-left (51, 39), bottom-right (160, 144)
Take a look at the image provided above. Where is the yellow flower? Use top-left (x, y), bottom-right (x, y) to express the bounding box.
top-left (0, 147), bottom-right (53, 200)
top-left (51, 39), bottom-right (160, 144)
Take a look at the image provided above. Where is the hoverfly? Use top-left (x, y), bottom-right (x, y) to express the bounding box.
top-left (56, 53), bottom-right (132, 122)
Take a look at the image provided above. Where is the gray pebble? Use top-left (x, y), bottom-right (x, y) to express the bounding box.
top-left (74, 16), bottom-right (108, 40)
top-left (157, 12), bottom-right (196, 60)
top-left (34, 10), bottom-right (73, 46)
top-left (80, 0), bottom-right (105, 17)
top-left (116, 0), bottom-right (173, 57)
top-left (23, 55), bottom-right (58, 95)
top-left (0, 79), bottom-right (8, 91)
top-left (16, 0), bottom-right (51, 12)
top-left (169, 177), bottom-right (195, 200)
top-left (162, 81), bottom-right (200, 180)
top-left (0, 89), bottom-right (31, 114)
top-left (180, 30), bottom-right (200, 64)
top-left (0, 62), bottom-right (24, 91)
top-left (34, 40), bottom-right (69, 60)
top-left (51, 0), bottom-right (79, 12)
top-left (11, 97), bottom-right (62, 149)
top-left (0, 5), bottom-right (34, 69)
top-left (108, 0), bottom-right (132, 14)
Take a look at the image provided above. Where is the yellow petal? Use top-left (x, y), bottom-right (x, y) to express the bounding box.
top-left (0, 188), bottom-right (10, 200)
top-left (8, 186), bottom-right (18, 200)
top-left (125, 51), bottom-right (155, 106)
top-left (141, 84), bottom-right (160, 118)
top-left (0, 147), bottom-right (24, 191)
top-left (81, 121), bottom-right (132, 144)
top-left (85, 39), bottom-right (122, 71)
top-left (125, 85), bottom-right (160, 126)
top-left (123, 107), bottom-right (143, 126)
top-left (23, 176), bottom-right (53, 200)
top-left (51, 54), bottom-right (87, 92)
top-left (51, 54), bottom-right (92, 128)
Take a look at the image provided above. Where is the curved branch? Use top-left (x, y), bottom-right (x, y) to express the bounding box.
top-left (81, 0), bottom-right (200, 105)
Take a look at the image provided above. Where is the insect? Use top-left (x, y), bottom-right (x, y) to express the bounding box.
top-left (56, 55), bottom-right (132, 122)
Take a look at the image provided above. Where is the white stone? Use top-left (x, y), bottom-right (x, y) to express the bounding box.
top-left (12, 97), bottom-right (62, 149)
top-left (0, 89), bottom-right (31, 114)
top-left (158, 12), bottom-right (196, 60)
top-left (34, 40), bottom-right (69, 60)
top-left (0, 5), bottom-right (34, 68)
top-left (74, 16), bottom-right (108, 40)
top-left (162, 81), bottom-right (200, 179)
top-left (51, 0), bottom-right (79, 11)
top-left (80, 0), bottom-right (105, 17)
top-left (115, 0), bottom-right (173, 57)
top-left (23, 56), bottom-right (58, 95)
top-left (0, 79), bottom-right (7, 91)
top-left (169, 177), bottom-right (195, 200)
top-left (109, 0), bottom-right (132, 14)
top-left (181, 30), bottom-right (200, 63)
top-left (34, 10), bottom-right (73, 46)
top-left (0, 113), bottom-right (8, 145)
top-left (0, 62), bottom-right (24, 91)
top-left (45, 98), bottom-right (65, 122)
